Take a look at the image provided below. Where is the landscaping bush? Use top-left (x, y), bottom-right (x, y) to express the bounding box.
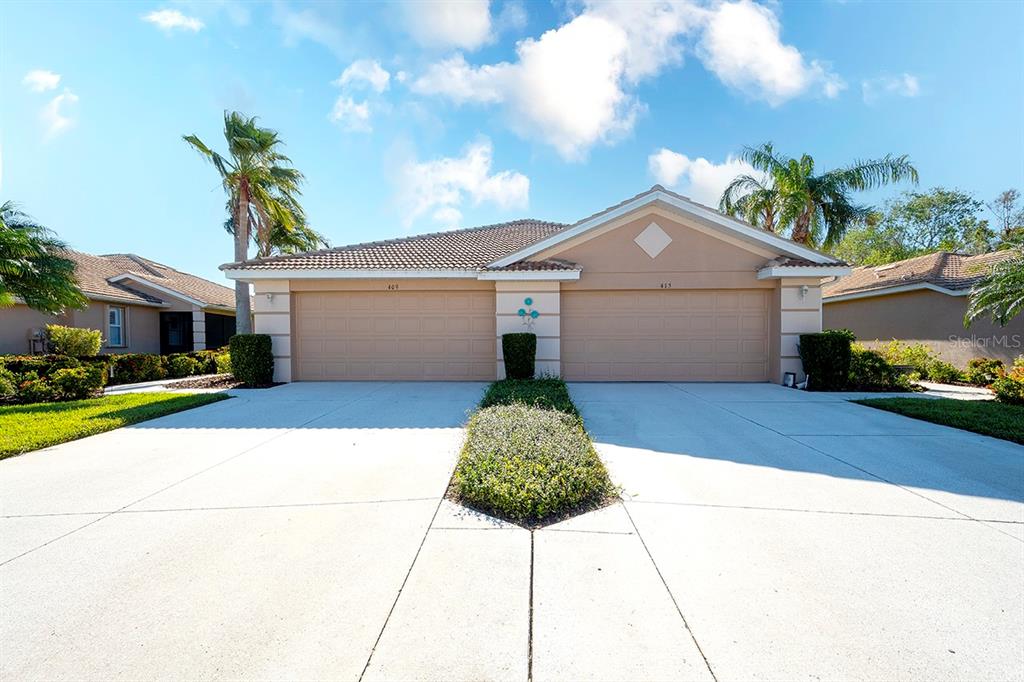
top-left (479, 378), bottom-right (577, 417)
top-left (925, 359), bottom-right (963, 384)
top-left (798, 329), bottom-right (855, 391)
top-left (229, 334), bottom-right (274, 386)
top-left (187, 350), bottom-right (221, 375)
top-left (849, 346), bottom-right (913, 391)
top-left (166, 354), bottom-right (200, 379)
top-left (0, 366), bottom-right (17, 403)
top-left (964, 358), bottom-right (1004, 386)
top-left (49, 365), bottom-right (104, 401)
top-left (1010, 356), bottom-right (1024, 382)
top-left (992, 376), bottom-right (1024, 406)
top-left (215, 350), bottom-right (232, 374)
top-left (501, 333), bottom-right (537, 380)
top-left (45, 324), bottom-right (103, 357)
top-left (16, 373), bottom-right (57, 404)
top-left (108, 354), bottom-right (166, 385)
top-left (453, 403), bottom-right (615, 526)
top-left (880, 340), bottom-right (935, 378)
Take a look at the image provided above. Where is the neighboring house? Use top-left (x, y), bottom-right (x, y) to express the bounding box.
top-left (1, 251), bottom-right (239, 355)
top-left (823, 250), bottom-right (1024, 366)
top-left (223, 186), bottom-right (849, 383)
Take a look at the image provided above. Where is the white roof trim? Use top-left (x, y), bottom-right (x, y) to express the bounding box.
top-left (107, 274), bottom-right (208, 307)
top-left (823, 282), bottom-right (970, 303)
top-left (477, 270), bottom-right (581, 281)
top-left (88, 293), bottom-right (168, 308)
top-left (489, 189), bottom-right (839, 268)
top-left (757, 265), bottom-right (851, 280)
top-left (224, 268), bottom-right (480, 280)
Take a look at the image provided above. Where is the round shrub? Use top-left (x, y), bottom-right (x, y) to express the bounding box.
top-left (992, 376), bottom-right (1024, 405)
top-left (965, 358), bottom-right (1004, 387)
top-left (108, 354), bottom-right (165, 385)
top-left (166, 354), bottom-right (200, 379)
top-left (229, 334), bottom-right (274, 386)
top-left (0, 366), bottom-right (16, 403)
top-left (453, 404), bottom-right (615, 526)
top-left (49, 366), bottom-right (104, 400)
top-left (502, 333), bottom-right (537, 380)
top-left (214, 351), bottom-right (232, 374)
top-left (925, 359), bottom-right (963, 385)
top-left (849, 346), bottom-right (912, 391)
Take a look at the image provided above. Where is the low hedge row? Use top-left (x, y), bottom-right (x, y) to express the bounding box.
top-left (452, 378), bottom-right (616, 526)
top-left (0, 348), bottom-right (231, 405)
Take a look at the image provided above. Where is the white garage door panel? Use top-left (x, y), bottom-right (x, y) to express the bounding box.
top-left (294, 291), bottom-right (495, 381)
top-left (561, 290), bottom-right (769, 382)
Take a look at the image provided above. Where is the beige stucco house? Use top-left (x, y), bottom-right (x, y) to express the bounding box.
top-left (223, 186), bottom-right (849, 384)
top-left (823, 250), bottom-right (1023, 366)
top-left (1, 251), bottom-right (238, 356)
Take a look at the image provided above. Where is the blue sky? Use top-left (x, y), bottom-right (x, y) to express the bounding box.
top-left (3, 1), bottom-right (1022, 283)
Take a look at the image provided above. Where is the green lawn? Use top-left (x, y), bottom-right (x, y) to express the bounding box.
top-left (0, 392), bottom-right (229, 459)
top-left (855, 397), bottom-right (1024, 445)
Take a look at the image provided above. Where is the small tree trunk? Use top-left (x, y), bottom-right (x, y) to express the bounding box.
top-left (234, 180), bottom-right (253, 334)
top-left (791, 212), bottom-right (812, 244)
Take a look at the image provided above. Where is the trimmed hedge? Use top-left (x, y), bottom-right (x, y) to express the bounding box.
top-left (798, 329), bottom-right (854, 391)
top-left (46, 325), bottom-right (102, 357)
top-left (480, 378), bottom-right (578, 417)
top-left (453, 403), bottom-right (615, 526)
top-left (229, 334), bottom-right (274, 386)
top-left (108, 354), bottom-right (165, 385)
top-left (848, 346), bottom-right (912, 391)
top-left (992, 376), bottom-right (1024, 405)
top-left (501, 333), bottom-right (536, 380)
top-left (0, 355), bottom-right (107, 404)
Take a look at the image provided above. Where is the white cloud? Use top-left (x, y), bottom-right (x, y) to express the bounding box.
top-left (273, 4), bottom-right (345, 55)
top-left (23, 69), bottom-right (61, 92)
top-left (42, 89), bottom-right (79, 139)
top-left (862, 73), bottom-right (921, 104)
top-left (335, 59), bottom-right (390, 93)
top-left (329, 96), bottom-right (372, 133)
top-left (412, 1), bottom-right (840, 159)
top-left (402, 0), bottom-right (493, 51)
top-left (647, 148), bottom-right (760, 207)
top-left (142, 8), bottom-right (205, 32)
top-left (697, 0), bottom-right (843, 105)
top-left (395, 138), bottom-right (529, 229)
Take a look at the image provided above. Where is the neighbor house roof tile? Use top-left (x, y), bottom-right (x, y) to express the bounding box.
top-left (822, 250), bottom-right (1015, 298)
top-left (62, 250), bottom-right (236, 309)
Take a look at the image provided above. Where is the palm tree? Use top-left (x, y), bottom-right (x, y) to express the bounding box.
top-left (965, 241), bottom-right (1024, 326)
top-left (721, 143), bottom-right (919, 248)
top-left (222, 199), bottom-right (329, 258)
top-left (0, 201), bottom-right (87, 314)
top-left (184, 112), bottom-right (306, 333)
top-left (720, 173), bottom-right (781, 232)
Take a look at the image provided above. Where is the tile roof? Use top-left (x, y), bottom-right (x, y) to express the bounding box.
top-left (483, 258), bottom-right (580, 272)
top-left (764, 256), bottom-right (847, 268)
top-left (222, 219), bottom-right (569, 271)
top-left (220, 185), bottom-right (847, 274)
top-left (62, 250), bottom-right (236, 309)
top-left (822, 250), bottom-right (1016, 298)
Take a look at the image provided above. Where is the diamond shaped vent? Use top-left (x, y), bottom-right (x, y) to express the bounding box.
top-left (633, 222), bottom-right (672, 258)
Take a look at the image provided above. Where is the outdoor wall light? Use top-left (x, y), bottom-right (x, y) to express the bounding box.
top-left (799, 285), bottom-right (809, 299)
top-left (265, 293), bottom-right (274, 301)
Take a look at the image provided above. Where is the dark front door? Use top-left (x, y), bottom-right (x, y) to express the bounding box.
top-left (160, 312), bottom-right (193, 355)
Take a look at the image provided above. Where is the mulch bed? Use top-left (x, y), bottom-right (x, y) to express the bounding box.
top-left (164, 375), bottom-right (282, 390)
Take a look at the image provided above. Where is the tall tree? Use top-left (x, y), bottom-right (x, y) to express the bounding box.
top-left (0, 201), bottom-right (87, 314)
top-left (721, 142), bottom-right (918, 248)
top-left (222, 199), bottom-right (329, 259)
top-left (184, 112), bottom-right (306, 333)
top-left (987, 189), bottom-right (1024, 240)
top-left (832, 188), bottom-right (995, 265)
top-left (965, 239), bottom-right (1024, 326)
top-left (719, 173), bottom-right (781, 232)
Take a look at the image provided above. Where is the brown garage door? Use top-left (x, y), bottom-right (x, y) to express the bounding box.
top-left (561, 290), bottom-right (769, 381)
top-left (293, 290), bottom-right (495, 381)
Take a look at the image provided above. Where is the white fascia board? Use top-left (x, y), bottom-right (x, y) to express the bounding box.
top-left (822, 282), bottom-right (968, 303)
top-left (223, 268), bottom-right (480, 280)
top-left (477, 270), bottom-right (581, 281)
top-left (107, 274), bottom-right (206, 307)
top-left (89, 293), bottom-right (168, 308)
top-left (757, 265), bottom-right (852, 280)
top-left (489, 190), bottom-right (839, 268)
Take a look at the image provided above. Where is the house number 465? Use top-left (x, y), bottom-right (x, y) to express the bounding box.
top-left (659, 282), bottom-right (672, 289)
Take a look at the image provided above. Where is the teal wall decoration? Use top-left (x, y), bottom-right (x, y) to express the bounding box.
top-left (517, 297), bottom-right (539, 330)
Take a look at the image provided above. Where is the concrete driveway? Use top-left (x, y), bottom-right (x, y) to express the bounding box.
top-left (576, 382), bottom-right (1024, 681)
top-left (1, 382), bottom-right (1022, 681)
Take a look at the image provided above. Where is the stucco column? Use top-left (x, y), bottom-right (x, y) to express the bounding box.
top-left (252, 280), bottom-right (292, 382)
top-left (191, 306), bottom-right (206, 351)
top-left (495, 281), bottom-right (560, 378)
top-left (778, 277), bottom-right (824, 382)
